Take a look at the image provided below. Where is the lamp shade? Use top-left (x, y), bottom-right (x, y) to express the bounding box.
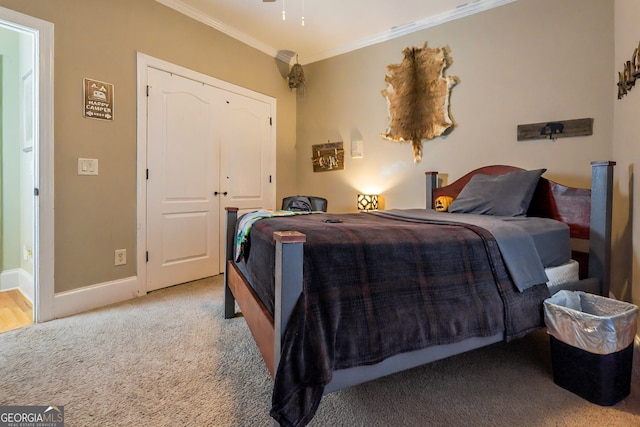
top-left (357, 194), bottom-right (379, 212)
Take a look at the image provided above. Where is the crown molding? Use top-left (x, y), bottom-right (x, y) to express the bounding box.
top-left (304, 0), bottom-right (517, 64)
top-left (156, 0), bottom-right (517, 65)
top-left (154, 0), bottom-right (288, 62)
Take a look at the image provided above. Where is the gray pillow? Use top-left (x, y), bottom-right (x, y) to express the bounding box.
top-left (448, 168), bottom-right (546, 216)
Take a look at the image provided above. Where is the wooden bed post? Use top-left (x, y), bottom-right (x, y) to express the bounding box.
top-left (425, 171), bottom-right (438, 209)
top-left (224, 207), bottom-right (239, 319)
top-left (273, 231), bottom-right (306, 374)
top-left (588, 161), bottom-right (616, 297)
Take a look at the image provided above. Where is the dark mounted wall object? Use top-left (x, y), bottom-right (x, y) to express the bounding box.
top-left (540, 122), bottom-right (564, 138)
top-left (517, 118), bottom-right (593, 141)
top-left (617, 40), bottom-right (640, 99)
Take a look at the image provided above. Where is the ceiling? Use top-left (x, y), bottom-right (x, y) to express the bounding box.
top-left (155, 0), bottom-right (517, 64)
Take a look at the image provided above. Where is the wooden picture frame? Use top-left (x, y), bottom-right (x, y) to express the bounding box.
top-left (311, 141), bottom-right (344, 172)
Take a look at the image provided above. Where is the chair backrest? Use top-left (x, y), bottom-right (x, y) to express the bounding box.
top-left (282, 196), bottom-right (328, 212)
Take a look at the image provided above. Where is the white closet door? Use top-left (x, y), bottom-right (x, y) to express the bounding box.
top-left (146, 68), bottom-right (222, 291)
top-left (218, 91), bottom-right (274, 271)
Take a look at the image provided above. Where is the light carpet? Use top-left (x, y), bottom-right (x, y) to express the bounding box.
top-left (1, 275), bottom-right (638, 426)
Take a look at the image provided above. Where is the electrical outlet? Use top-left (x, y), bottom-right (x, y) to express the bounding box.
top-left (114, 249), bottom-right (126, 266)
top-left (23, 245), bottom-right (33, 262)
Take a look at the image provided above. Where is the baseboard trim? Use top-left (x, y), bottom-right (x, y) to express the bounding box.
top-left (1, 269), bottom-right (34, 303)
top-left (0, 269), bottom-right (18, 290)
top-left (18, 270), bottom-right (34, 303)
top-left (54, 276), bottom-right (141, 319)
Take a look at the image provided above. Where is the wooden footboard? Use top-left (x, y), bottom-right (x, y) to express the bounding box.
top-left (226, 261), bottom-right (276, 378)
top-left (224, 208), bottom-right (305, 379)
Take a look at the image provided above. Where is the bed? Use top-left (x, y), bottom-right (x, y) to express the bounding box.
top-left (223, 161), bottom-right (615, 427)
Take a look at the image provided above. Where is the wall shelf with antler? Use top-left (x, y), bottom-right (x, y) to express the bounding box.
top-left (618, 40), bottom-right (640, 99)
top-left (517, 118), bottom-right (593, 141)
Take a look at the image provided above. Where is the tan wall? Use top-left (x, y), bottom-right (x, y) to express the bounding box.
top-left (0, 0), bottom-right (297, 293)
top-left (613, 0), bottom-right (640, 315)
top-left (297, 0), bottom-right (613, 214)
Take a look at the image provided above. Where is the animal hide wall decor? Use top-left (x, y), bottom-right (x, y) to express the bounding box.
top-left (381, 43), bottom-right (460, 162)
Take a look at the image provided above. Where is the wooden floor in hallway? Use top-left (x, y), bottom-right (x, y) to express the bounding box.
top-left (0, 289), bottom-right (33, 333)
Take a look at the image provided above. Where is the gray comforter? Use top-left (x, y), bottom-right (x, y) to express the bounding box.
top-left (376, 209), bottom-right (553, 291)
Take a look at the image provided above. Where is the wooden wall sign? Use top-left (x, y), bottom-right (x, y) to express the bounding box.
top-left (517, 118), bottom-right (593, 141)
top-left (311, 142), bottom-right (344, 172)
top-left (83, 78), bottom-right (114, 121)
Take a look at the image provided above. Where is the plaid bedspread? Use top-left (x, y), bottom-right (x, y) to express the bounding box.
top-left (235, 212), bottom-right (550, 427)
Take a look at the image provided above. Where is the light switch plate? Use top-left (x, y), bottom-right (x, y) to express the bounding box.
top-left (78, 158), bottom-right (99, 175)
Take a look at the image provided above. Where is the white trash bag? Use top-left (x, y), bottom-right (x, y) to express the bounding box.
top-left (543, 290), bottom-right (638, 355)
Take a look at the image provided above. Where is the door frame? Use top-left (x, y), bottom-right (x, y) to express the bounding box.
top-left (136, 53), bottom-right (276, 294)
top-left (0, 7), bottom-right (55, 322)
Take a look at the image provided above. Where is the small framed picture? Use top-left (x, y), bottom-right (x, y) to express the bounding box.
top-left (311, 142), bottom-right (344, 172)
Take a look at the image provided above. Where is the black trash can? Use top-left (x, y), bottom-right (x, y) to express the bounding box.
top-left (543, 290), bottom-right (638, 406)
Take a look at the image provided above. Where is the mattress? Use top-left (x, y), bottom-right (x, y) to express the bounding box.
top-left (545, 259), bottom-right (580, 296)
top-left (501, 216), bottom-right (571, 268)
top-left (376, 209), bottom-right (571, 289)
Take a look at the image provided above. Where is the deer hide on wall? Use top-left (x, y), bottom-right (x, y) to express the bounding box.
top-left (381, 43), bottom-right (460, 163)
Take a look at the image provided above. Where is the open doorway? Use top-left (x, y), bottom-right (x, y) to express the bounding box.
top-left (0, 22), bottom-right (35, 333)
top-left (0, 6), bottom-right (54, 332)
